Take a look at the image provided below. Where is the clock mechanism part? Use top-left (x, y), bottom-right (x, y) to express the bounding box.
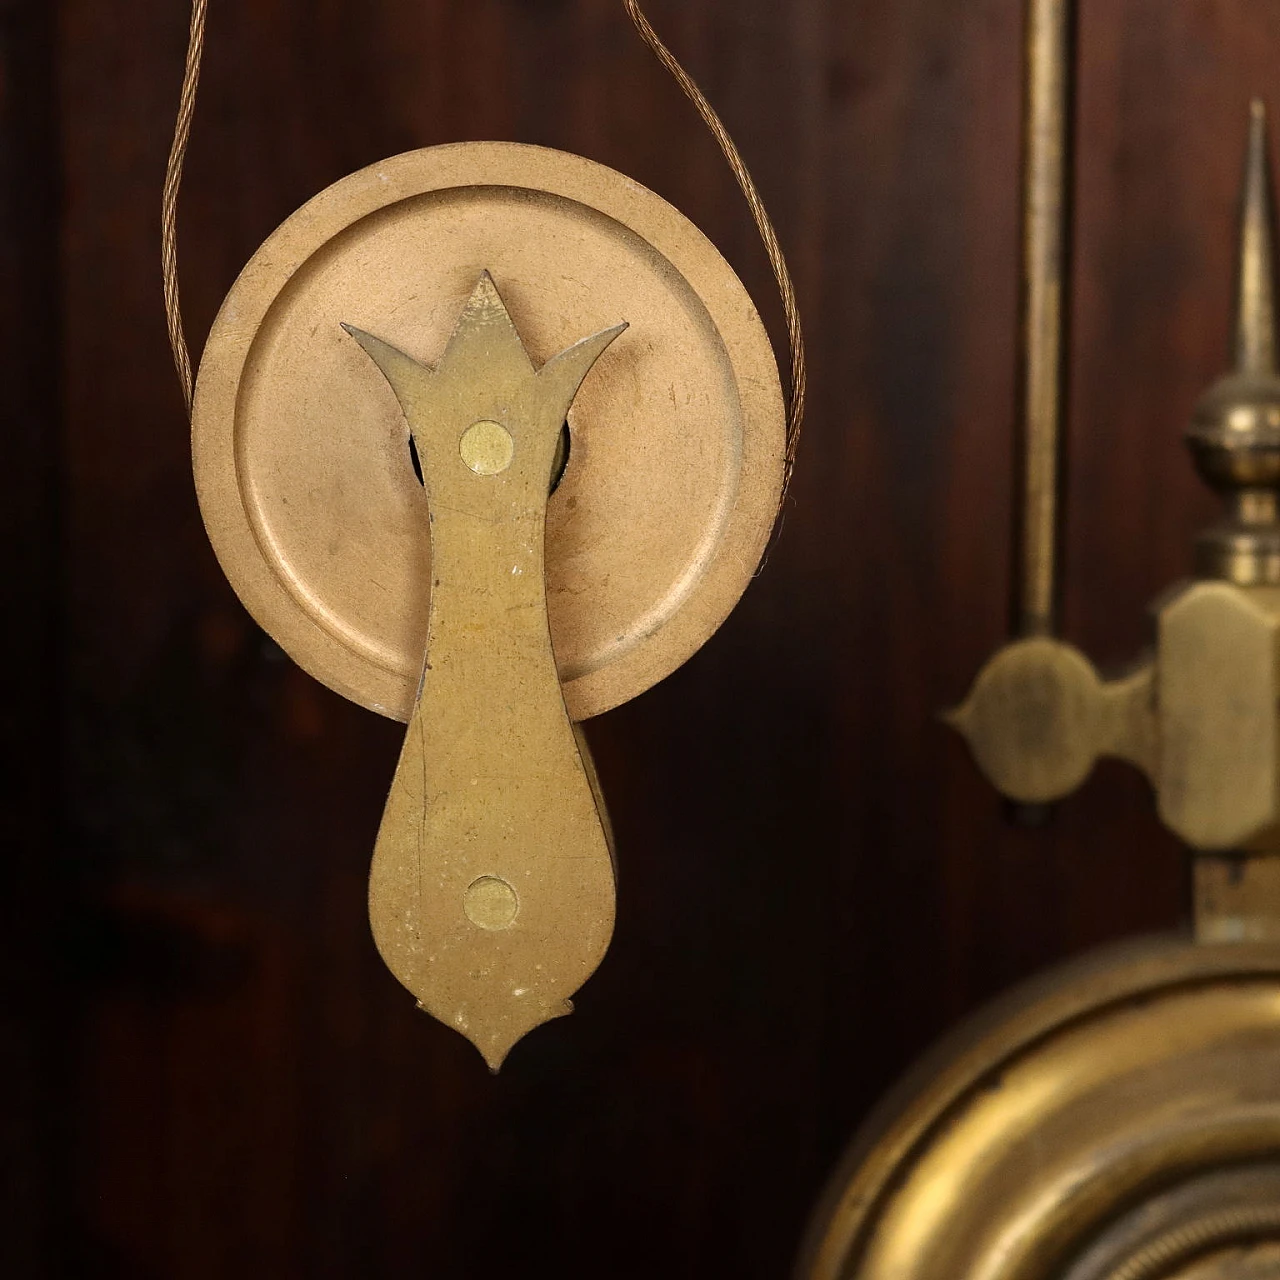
top-left (165, 9), bottom-right (799, 1068)
top-left (943, 0), bottom-right (1280, 860)
top-left (798, 938), bottom-right (1280, 1280)
top-left (800, 1), bottom-right (1280, 1274)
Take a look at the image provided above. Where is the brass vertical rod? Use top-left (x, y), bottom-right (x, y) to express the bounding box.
top-left (1016, 0), bottom-right (1074, 636)
top-left (1235, 100), bottom-right (1279, 379)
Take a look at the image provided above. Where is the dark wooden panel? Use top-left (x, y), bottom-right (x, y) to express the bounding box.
top-left (24, 0), bottom-right (1279, 1276)
top-left (0, 1), bottom-right (66, 1276)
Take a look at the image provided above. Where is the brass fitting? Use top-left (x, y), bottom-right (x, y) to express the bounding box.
top-left (951, 102), bottom-right (1280, 858)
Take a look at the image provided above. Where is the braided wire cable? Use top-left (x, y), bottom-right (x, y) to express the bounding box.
top-left (163, 0), bottom-right (805, 500)
top-left (623, 0), bottom-right (805, 499)
top-left (161, 0), bottom-right (207, 416)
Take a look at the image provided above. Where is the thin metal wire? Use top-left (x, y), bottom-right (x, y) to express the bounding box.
top-left (623, 0), bottom-right (805, 499)
top-left (163, 0), bottom-right (805, 496)
top-left (161, 0), bottom-right (207, 416)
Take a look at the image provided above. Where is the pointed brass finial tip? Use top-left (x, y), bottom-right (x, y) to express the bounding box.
top-left (422, 997), bottom-right (574, 1073)
top-left (458, 269), bottom-right (513, 328)
top-left (1187, 98), bottom-right (1280, 582)
top-left (467, 268), bottom-right (499, 302)
top-left (1188, 99), bottom-right (1280, 490)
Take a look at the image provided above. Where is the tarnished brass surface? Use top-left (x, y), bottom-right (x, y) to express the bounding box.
top-left (796, 938), bottom-right (1280, 1280)
top-left (945, 638), bottom-right (1154, 804)
top-left (1157, 581), bottom-right (1280, 851)
top-left (349, 275), bottom-right (623, 1069)
top-left (952, 105), bottom-right (1280, 858)
top-left (192, 141), bottom-right (785, 725)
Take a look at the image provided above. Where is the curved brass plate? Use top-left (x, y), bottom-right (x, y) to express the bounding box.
top-left (798, 937), bottom-right (1280, 1280)
top-left (192, 142), bottom-right (784, 721)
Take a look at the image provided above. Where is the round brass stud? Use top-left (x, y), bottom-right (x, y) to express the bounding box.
top-left (459, 420), bottom-right (514, 475)
top-left (463, 876), bottom-right (519, 931)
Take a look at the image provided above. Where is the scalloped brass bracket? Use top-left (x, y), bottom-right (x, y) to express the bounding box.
top-left (946, 639), bottom-right (1155, 806)
top-left (949, 583), bottom-right (1280, 851)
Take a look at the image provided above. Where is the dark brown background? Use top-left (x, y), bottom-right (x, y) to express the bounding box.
top-left (4, 0), bottom-right (1278, 1276)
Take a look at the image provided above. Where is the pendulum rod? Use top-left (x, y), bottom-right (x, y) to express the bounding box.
top-left (1017, 0), bottom-right (1075, 637)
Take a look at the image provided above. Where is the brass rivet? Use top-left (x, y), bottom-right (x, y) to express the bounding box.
top-left (459, 420), bottom-right (514, 475)
top-left (463, 876), bottom-right (519, 930)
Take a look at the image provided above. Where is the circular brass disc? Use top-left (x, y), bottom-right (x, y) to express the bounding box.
top-left (798, 937), bottom-right (1280, 1280)
top-left (192, 142), bottom-right (784, 721)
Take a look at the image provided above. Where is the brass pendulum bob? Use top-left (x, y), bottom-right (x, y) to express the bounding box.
top-left (344, 274), bottom-right (626, 1069)
top-left (170, 3), bottom-right (798, 1071)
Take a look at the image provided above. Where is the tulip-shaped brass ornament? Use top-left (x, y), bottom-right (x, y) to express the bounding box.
top-left (342, 276), bottom-right (627, 1066)
top-left (169, 3), bottom-right (800, 1065)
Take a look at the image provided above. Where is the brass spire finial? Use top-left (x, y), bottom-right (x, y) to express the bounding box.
top-left (1188, 99), bottom-right (1280, 584)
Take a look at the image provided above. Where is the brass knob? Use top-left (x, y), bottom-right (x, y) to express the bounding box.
top-left (1188, 101), bottom-right (1280, 586)
top-left (951, 101), bottom-right (1280, 858)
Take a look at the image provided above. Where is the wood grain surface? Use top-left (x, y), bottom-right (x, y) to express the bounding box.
top-left (5, 0), bottom-right (1279, 1275)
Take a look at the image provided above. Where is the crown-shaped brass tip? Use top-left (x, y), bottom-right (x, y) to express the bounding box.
top-left (343, 272), bottom-right (627, 451)
top-left (1187, 99), bottom-right (1280, 584)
